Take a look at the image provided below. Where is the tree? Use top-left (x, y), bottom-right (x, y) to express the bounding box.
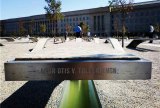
top-left (44, 0), bottom-right (64, 38)
top-left (154, 23), bottom-right (160, 33)
top-left (113, 16), bottom-right (119, 38)
top-left (83, 24), bottom-right (90, 36)
top-left (18, 20), bottom-right (26, 36)
top-left (40, 24), bottom-right (46, 36)
top-left (79, 22), bottom-right (90, 36)
top-left (29, 19), bottom-right (35, 35)
top-left (109, 0), bottom-right (133, 47)
top-left (65, 24), bottom-right (72, 34)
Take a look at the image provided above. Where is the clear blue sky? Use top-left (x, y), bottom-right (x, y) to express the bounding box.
top-left (0, 0), bottom-right (154, 20)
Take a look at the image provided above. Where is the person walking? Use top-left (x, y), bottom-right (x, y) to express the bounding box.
top-left (75, 25), bottom-right (82, 38)
top-left (65, 31), bottom-right (68, 40)
top-left (149, 24), bottom-right (154, 43)
top-left (87, 31), bottom-right (91, 41)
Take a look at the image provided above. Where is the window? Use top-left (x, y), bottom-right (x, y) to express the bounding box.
top-left (79, 17), bottom-right (82, 21)
top-left (94, 16), bottom-right (96, 31)
top-left (76, 17), bottom-right (78, 21)
top-left (86, 17), bottom-right (89, 20)
top-left (83, 17), bottom-right (85, 20)
top-left (101, 15), bottom-right (105, 30)
top-left (86, 22), bottom-right (89, 25)
top-left (140, 12), bottom-right (144, 16)
top-left (98, 16), bottom-right (100, 31)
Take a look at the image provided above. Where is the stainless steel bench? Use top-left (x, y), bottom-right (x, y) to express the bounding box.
top-left (126, 38), bottom-right (160, 49)
top-left (5, 54), bottom-right (151, 81)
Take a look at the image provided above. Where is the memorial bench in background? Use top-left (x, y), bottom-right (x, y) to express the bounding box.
top-left (29, 37), bottom-right (38, 42)
top-left (0, 37), bottom-right (15, 42)
top-left (126, 38), bottom-right (160, 49)
top-left (30, 38), bottom-right (49, 52)
top-left (108, 38), bottom-right (125, 53)
top-left (0, 43), bottom-right (4, 46)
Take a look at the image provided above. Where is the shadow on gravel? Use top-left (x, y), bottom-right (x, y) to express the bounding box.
top-left (1, 81), bottom-right (62, 108)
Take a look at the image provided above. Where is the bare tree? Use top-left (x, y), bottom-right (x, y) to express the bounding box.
top-left (18, 20), bottom-right (26, 36)
top-left (29, 19), bottom-right (35, 35)
top-left (113, 15), bottom-right (119, 39)
top-left (40, 24), bottom-right (46, 36)
top-left (65, 24), bottom-right (72, 34)
top-left (109, 0), bottom-right (133, 47)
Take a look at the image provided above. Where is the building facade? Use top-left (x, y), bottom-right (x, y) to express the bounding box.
top-left (0, 0), bottom-right (160, 37)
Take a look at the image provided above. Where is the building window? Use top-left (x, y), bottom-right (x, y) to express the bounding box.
top-left (66, 18), bottom-right (68, 22)
top-left (79, 17), bottom-right (82, 21)
top-left (73, 23), bottom-right (75, 26)
top-left (101, 15), bottom-right (105, 31)
top-left (76, 17), bottom-right (78, 21)
top-left (86, 22), bottom-right (89, 25)
top-left (83, 17), bottom-right (85, 20)
top-left (86, 17), bottom-right (89, 20)
top-left (98, 16), bottom-right (100, 31)
top-left (156, 11), bottom-right (160, 16)
top-left (94, 16), bottom-right (96, 31)
top-left (145, 11), bottom-right (149, 16)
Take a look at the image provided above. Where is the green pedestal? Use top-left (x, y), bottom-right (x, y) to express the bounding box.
top-left (59, 80), bottom-right (101, 108)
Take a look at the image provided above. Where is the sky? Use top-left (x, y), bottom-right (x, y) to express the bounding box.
top-left (0, 0), bottom-right (155, 20)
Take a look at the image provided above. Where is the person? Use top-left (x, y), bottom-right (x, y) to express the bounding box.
top-left (75, 25), bottom-right (82, 38)
top-left (87, 31), bottom-right (91, 37)
top-left (149, 24), bottom-right (154, 43)
top-left (65, 31), bottom-right (68, 40)
top-left (87, 31), bottom-right (91, 41)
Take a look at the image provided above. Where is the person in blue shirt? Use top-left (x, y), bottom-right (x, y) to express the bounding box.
top-left (75, 25), bottom-right (82, 38)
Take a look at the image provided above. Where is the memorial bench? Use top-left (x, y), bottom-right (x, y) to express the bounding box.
top-left (30, 38), bottom-right (49, 52)
top-left (29, 37), bottom-right (38, 42)
top-left (0, 43), bottom-right (4, 46)
top-left (54, 37), bottom-right (65, 43)
top-left (4, 56), bottom-right (152, 107)
top-left (0, 37), bottom-right (15, 42)
top-left (108, 38), bottom-right (125, 53)
top-left (4, 43), bottom-right (152, 108)
top-left (82, 37), bottom-right (93, 42)
top-left (5, 55), bottom-right (151, 80)
top-left (126, 38), bottom-right (160, 49)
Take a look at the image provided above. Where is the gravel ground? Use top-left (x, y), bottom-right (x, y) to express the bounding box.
top-left (95, 40), bottom-right (160, 108)
top-left (0, 38), bottom-right (160, 108)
